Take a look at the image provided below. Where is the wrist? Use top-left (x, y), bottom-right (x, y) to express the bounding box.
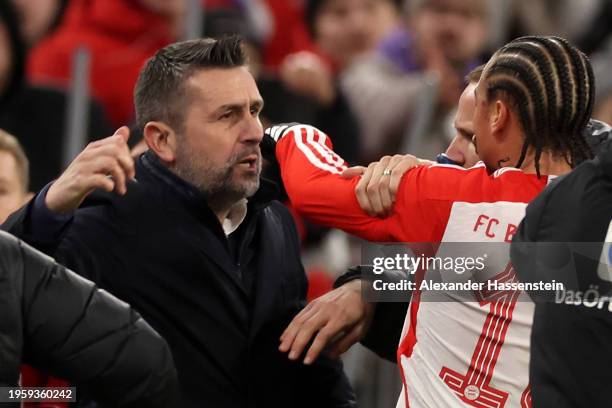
top-left (44, 183), bottom-right (75, 214)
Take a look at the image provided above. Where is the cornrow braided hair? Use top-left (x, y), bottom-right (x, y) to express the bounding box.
top-left (481, 36), bottom-right (595, 176)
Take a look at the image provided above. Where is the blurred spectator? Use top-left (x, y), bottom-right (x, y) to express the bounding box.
top-left (577, 0), bottom-right (611, 55)
top-left (260, 0), bottom-right (319, 69)
top-left (508, 0), bottom-right (604, 50)
top-left (304, 0), bottom-right (400, 71)
top-left (584, 1), bottom-right (612, 126)
top-left (0, 0), bottom-right (112, 191)
top-left (341, 0), bottom-right (488, 161)
top-left (591, 37), bottom-right (612, 125)
top-left (11, 0), bottom-right (68, 47)
top-left (26, 0), bottom-right (180, 126)
top-left (271, 0), bottom-right (401, 164)
top-left (0, 130), bottom-right (30, 223)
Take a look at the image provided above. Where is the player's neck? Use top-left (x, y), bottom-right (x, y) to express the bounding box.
top-left (518, 151), bottom-right (572, 176)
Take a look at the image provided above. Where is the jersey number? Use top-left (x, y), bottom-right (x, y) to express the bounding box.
top-left (439, 263), bottom-right (530, 408)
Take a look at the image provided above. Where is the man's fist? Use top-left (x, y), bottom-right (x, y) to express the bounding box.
top-left (45, 127), bottom-right (135, 213)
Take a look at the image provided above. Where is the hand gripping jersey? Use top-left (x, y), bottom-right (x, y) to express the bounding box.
top-left (274, 125), bottom-right (556, 408)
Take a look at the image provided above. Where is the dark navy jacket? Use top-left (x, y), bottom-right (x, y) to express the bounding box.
top-left (3, 151), bottom-right (355, 408)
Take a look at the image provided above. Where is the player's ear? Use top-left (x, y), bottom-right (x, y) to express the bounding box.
top-left (491, 99), bottom-right (510, 143)
top-left (143, 121), bottom-right (177, 164)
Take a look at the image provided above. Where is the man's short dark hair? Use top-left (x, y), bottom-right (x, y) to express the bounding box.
top-left (134, 36), bottom-right (247, 133)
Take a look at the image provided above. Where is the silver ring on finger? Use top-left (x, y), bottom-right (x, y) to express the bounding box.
top-left (382, 168), bottom-right (392, 176)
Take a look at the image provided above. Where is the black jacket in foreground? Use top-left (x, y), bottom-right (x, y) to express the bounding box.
top-left (511, 139), bottom-right (612, 408)
top-left (0, 230), bottom-right (178, 407)
top-left (3, 151), bottom-right (355, 408)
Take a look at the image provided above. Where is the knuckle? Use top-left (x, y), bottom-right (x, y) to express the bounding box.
top-left (302, 321), bottom-right (317, 333)
top-left (391, 168), bottom-right (402, 177)
top-left (317, 328), bottom-right (332, 340)
top-left (293, 314), bottom-right (306, 325)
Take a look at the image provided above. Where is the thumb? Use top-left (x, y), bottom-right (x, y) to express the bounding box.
top-left (341, 166), bottom-right (367, 179)
top-left (114, 126), bottom-right (131, 143)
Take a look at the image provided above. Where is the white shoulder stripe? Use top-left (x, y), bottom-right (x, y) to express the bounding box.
top-left (306, 127), bottom-right (345, 168)
top-left (293, 127), bottom-right (346, 174)
top-left (269, 125), bottom-right (289, 142)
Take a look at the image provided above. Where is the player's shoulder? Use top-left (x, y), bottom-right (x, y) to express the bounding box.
top-left (404, 161), bottom-right (487, 185)
top-left (402, 162), bottom-right (548, 203)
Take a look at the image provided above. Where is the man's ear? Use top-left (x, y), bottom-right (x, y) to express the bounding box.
top-left (491, 99), bottom-right (510, 142)
top-left (143, 121), bottom-right (177, 163)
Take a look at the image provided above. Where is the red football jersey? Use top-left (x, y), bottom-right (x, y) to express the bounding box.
top-left (275, 125), bottom-right (555, 408)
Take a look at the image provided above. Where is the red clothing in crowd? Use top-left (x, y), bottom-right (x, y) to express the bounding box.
top-left (21, 365), bottom-right (68, 408)
top-left (26, 0), bottom-right (174, 126)
top-left (261, 0), bottom-right (319, 69)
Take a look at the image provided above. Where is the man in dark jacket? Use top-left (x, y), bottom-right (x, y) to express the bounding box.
top-left (3, 36), bottom-right (355, 407)
top-left (0, 230), bottom-right (178, 407)
top-left (511, 138), bottom-right (612, 407)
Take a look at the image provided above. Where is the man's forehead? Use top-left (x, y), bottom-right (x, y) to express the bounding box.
top-left (454, 84), bottom-right (477, 128)
top-left (186, 67), bottom-right (262, 107)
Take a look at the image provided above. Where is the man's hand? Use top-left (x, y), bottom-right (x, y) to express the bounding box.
top-left (279, 52), bottom-right (335, 106)
top-left (279, 280), bottom-right (374, 365)
top-left (341, 154), bottom-right (432, 217)
top-left (45, 126), bottom-right (135, 213)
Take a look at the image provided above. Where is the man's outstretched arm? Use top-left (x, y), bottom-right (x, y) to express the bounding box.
top-left (270, 124), bottom-right (394, 242)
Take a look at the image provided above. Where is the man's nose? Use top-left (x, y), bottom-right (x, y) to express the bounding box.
top-left (243, 116), bottom-right (264, 144)
top-left (444, 136), bottom-right (466, 166)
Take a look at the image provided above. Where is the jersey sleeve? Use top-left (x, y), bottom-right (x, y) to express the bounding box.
top-left (275, 124), bottom-right (456, 243)
top-left (275, 125), bottom-right (394, 242)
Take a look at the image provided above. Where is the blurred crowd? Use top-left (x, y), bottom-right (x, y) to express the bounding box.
top-left (0, 0), bottom-right (609, 192)
top-left (0, 0), bottom-right (610, 406)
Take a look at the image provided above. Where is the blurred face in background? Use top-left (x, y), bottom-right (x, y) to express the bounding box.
top-left (11, 0), bottom-right (61, 46)
top-left (411, 0), bottom-right (487, 65)
top-left (313, 0), bottom-right (396, 69)
top-left (0, 150), bottom-right (27, 223)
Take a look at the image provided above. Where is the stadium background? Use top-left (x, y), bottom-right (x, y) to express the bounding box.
top-left (0, 0), bottom-right (610, 406)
